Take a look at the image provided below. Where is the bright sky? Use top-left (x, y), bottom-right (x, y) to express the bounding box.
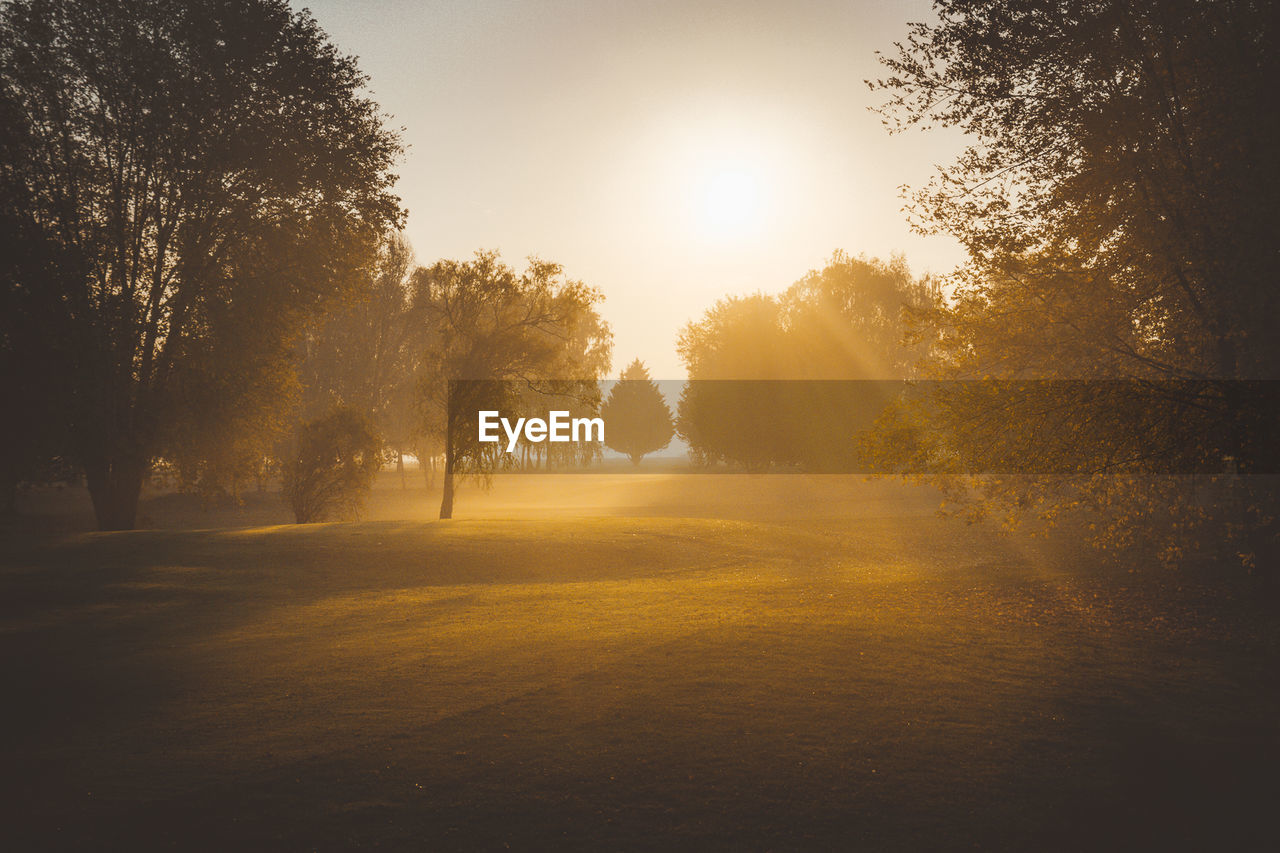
top-left (299, 0), bottom-right (967, 377)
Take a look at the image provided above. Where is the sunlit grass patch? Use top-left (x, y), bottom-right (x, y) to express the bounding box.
top-left (2, 506), bottom-right (1275, 850)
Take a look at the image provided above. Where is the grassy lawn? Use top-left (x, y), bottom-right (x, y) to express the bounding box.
top-left (2, 476), bottom-right (1276, 850)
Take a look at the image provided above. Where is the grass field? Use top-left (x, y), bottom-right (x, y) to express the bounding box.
top-left (2, 474), bottom-right (1277, 850)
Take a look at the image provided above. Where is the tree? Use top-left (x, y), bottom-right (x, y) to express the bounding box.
top-left (300, 233), bottom-right (417, 419)
top-left (675, 256), bottom-right (939, 470)
top-left (870, 0), bottom-right (1279, 568)
top-left (282, 405), bottom-right (383, 523)
top-left (873, 0), bottom-right (1277, 380)
top-left (784, 252), bottom-right (941, 381)
top-left (676, 294), bottom-right (788, 470)
top-left (412, 252), bottom-right (612, 519)
top-left (299, 230), bottom-right (423, 483)
top-left (601, 360), bottom-right (674, 465)
top-left (0, 0), bottom-right (403, 529)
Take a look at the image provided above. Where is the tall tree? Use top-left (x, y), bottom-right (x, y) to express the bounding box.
top-left (0, 0), bottom-right (403, 529)
top-left (601, 360), bottom-right (674, 465)
top-left (871, 0), bottom-right (1279, 567)
top-left (871, 0), bottom-right (1277, 380)
top-left (412, 252), bottom-right (611, 519)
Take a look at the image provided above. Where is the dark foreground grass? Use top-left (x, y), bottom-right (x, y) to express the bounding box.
top-left (2, 480), bottom-right (1277, 851)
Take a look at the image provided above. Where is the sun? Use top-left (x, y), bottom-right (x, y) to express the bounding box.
top-left (697, 167), bottom-right (762, 237)
top-left (651, 116), bottom-right (785, 245)
top-left (701, 167), bottom-right (757, 233)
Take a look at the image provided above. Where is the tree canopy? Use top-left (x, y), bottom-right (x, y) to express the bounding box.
top-left (676, 255), bottom-right (938, 470)
top-left (872, 0), bottom-right (1277, 381)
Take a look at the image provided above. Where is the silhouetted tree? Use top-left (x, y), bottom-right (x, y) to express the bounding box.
top-left (0, 0), bottom-right (403, 529)
top-left (412, 252), bottom-right (611, 518)
top-left (870, 0), bottom-right (1279, 569)
top-left (602, 360), bottom-right (674, 465)
top-left (873, 0), bottom-right (1277, 380)
top-left (677, 295), bottom-right (787, 470)
top-left (676, 256), bottom-right (938, 470)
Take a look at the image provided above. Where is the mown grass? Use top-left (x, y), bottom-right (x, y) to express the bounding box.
top-left (1, 478), bottom-right (1276, 850)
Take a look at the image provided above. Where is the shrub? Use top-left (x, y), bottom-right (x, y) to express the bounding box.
top-left (283, 407), bottom-right (383, 523)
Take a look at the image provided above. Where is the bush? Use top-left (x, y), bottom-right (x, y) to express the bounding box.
top-left (283, 407), bottom-right (383, 523)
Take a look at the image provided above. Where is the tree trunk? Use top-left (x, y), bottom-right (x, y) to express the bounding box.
top-left (396, 449), bottom-right (406, 488)
top-left (440, 385), bottom-right (456, 519)
top-left (84, 454), bottom-right (147, 530)
top-left (439, 449), bottom-right (455, 519)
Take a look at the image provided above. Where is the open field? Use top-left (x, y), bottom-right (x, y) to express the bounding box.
top-left (2, 475), bottom-right (1277, 850)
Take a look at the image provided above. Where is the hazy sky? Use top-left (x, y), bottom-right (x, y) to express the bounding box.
top-left (299, 0), bottom-right (966, 377)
